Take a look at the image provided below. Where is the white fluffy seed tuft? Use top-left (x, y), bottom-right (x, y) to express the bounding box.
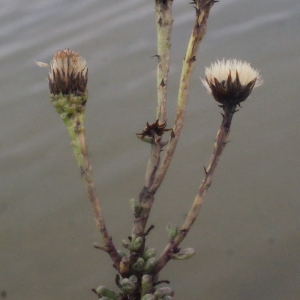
top-left (202, 59), bottom-right (263, 92)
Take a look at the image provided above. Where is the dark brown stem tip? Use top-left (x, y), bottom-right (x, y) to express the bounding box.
top-left (144, 225), bottom-right (155, 236)
top-left (153, 280), bottom-right (171, 286)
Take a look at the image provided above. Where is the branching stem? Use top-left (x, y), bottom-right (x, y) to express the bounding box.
top-left (149, 0), bottom-right (215, 195)
top-left (131, 0), bottom-right (174, 241)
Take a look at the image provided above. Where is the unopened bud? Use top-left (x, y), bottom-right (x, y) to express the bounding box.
top-left (169, 248), bottom-right (195, 260)
top-left (117, 250), bottom-right (127, 259)
top-left (130, 198), bottom-right (138, 213)
top-left (154, 287), bottom-right (174, 298)
top-left (132, 236), bottom-right (143, 251)
top-left (129, 275), bottom-right (138, 284)
top-left (141, 294), bottom-right (157, 300)
top-left (141, 274), bottom-right (153, 297)
top-left (121, 278), bottom-right (137, 294)
top-left (132, 257), bottom-right (145, 272)
top-left (121, 239), bottom-right (130, 249)
top-left (166, 224), bottom-right (179, 241)
top-left (95, 286), bottom-right (119, 300)
top-left (144, 257), bottom-right (157, 273)
top-left (143, 248), bottom-right (157, 260)
top-left (120, 256), bottom-right (130, 276)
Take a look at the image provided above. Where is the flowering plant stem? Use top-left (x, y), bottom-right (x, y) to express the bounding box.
top-left (154, 104), bottom-right (237, 274)
top-left (155, 0), bottom-right (173, 124)
top-left (63, 113), bottom-right (121, 271)
top-left (132, 0), bottom-right (215, 261)
top-left (131, 0), bottom-right (174, 240)
top-left (149, 0), bottom-right (215, 195)
top-left (40, 5), bottom-right (263, 293)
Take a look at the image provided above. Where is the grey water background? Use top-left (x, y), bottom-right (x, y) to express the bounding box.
top-left (1, 0), bottom-right (300, 299)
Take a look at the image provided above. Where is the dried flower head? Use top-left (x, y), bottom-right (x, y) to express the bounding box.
top-left (202, 59), bottom-right (263, 106)
top-left (47, 49), bottom-right (88, 95)
top-left (37, 49), bottom-right (88, 118)
top-left (137, 120), bottom-right (171, 139)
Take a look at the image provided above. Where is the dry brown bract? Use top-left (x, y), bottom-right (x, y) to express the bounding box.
top-left (137, 119), bottom-right (171, 139)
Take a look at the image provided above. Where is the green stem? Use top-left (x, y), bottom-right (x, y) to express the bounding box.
top-left (132, 138), bottom-right (162, 239)
top-left (155, 0), bottom-right (173, 123)
top-left (63, 113), bottom-right (121, 271)
top-left (149, 0), bottom-right (215, 195)
top-left (131, 0), bottom-right (174, 240)
top-left (154, 104), bottom-right (237, 274)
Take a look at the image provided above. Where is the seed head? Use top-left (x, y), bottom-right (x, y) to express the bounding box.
top-left (202, 59), bottom-right (263, 106)
top-left (36, 49), bottom-right (88, 119)
top-left (48, 48), bottom-right (88, 95)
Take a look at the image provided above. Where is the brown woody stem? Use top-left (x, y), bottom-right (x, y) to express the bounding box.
top-left (154, 104), bottom-right (237, 274)
top-left (64, 113), bottom-right (121, 271)
top-left (149, 0), bottom-right (215, 195)
top-left (132, 136), bottom-right (162, 239)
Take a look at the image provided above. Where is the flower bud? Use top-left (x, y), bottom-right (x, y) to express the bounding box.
top-left (143, 257), bottom-right (157, 273)
top-left (132, 257), bottom-right (145, 272)
top-left (141, 274), bottom-right (153, 296)
top-left (119, 256), bottom-right (130, 276)
top-left (121, 239), bottom-right (130, 249)
top-left (154, 287), bottom-right (174, 298)
top-left (130, 198), bottom-right (138, 213)
top-left (132, 236), bottom-right (143, 251)
top-left (141, 294), bottom-right (157, 300)
top-left (121, 278), bottom-right (137, 294)
top-left (95, 286), bottom-right (119, 300)
top-left (129, 275), bottom-right (138, 284)
top-left (169, 248), bottom-right (195, 260)
top-left (166, 224), bottom-right (179, 241)
top-left (117, 250), bottom-right (127, 259)
top-left (143, 248), bottom-right (157, 260)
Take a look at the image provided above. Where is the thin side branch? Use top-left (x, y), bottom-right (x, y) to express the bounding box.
top-left (154, 104), bottom-right (237, 274)
top-left (66, 114), bottom-right (121, 271)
